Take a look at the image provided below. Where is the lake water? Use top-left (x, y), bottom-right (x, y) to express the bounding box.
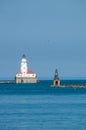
top-left (0, 80), bottom-right (86, 130)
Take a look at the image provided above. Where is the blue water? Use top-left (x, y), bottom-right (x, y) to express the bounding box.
top-left (0, 80), bottom-right (86, 130)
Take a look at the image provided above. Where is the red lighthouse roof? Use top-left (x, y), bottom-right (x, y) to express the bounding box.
top-left (17, 72), bottom-right (22, 74)
top-left (27, 70), bottom-right (35, 74)
top-left (17, 70), bottom-right (35, 75)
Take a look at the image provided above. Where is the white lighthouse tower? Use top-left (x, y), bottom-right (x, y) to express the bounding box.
top-left (20, 54), bottom-right (28, 75)
top-left (15, 55), bottom-right (37, 83)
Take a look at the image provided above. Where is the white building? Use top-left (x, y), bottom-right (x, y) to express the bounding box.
top-left (15, 55), bottom-right (37, 83)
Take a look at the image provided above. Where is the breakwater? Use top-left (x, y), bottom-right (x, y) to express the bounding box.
top-left (0, 80), bottom-right (86, 88)
top-left (0, 81), bottom-right (15, 84)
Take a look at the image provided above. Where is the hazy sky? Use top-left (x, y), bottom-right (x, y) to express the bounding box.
top-left (0, 0), bottom-right (86, 79)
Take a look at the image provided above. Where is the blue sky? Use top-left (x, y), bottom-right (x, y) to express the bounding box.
top-left (0, 0), bottom-right (86, 79)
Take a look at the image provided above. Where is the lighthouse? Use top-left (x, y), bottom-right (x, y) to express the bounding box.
top-left (15, 55), bottom-right (37, 83)
top-left (53, 69), bottom-right (60, 87)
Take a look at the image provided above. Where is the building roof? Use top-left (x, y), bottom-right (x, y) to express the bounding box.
top-left (17, 70), bottom-right (35, 75)
top-left (17, 72), bottom-right (22, 74)
top-left (27, 70), bottom-right (35, 74)
top-left (17, 70), bottom-right (35, 74)
top-left (54, 69), bottom-right (59, 80)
